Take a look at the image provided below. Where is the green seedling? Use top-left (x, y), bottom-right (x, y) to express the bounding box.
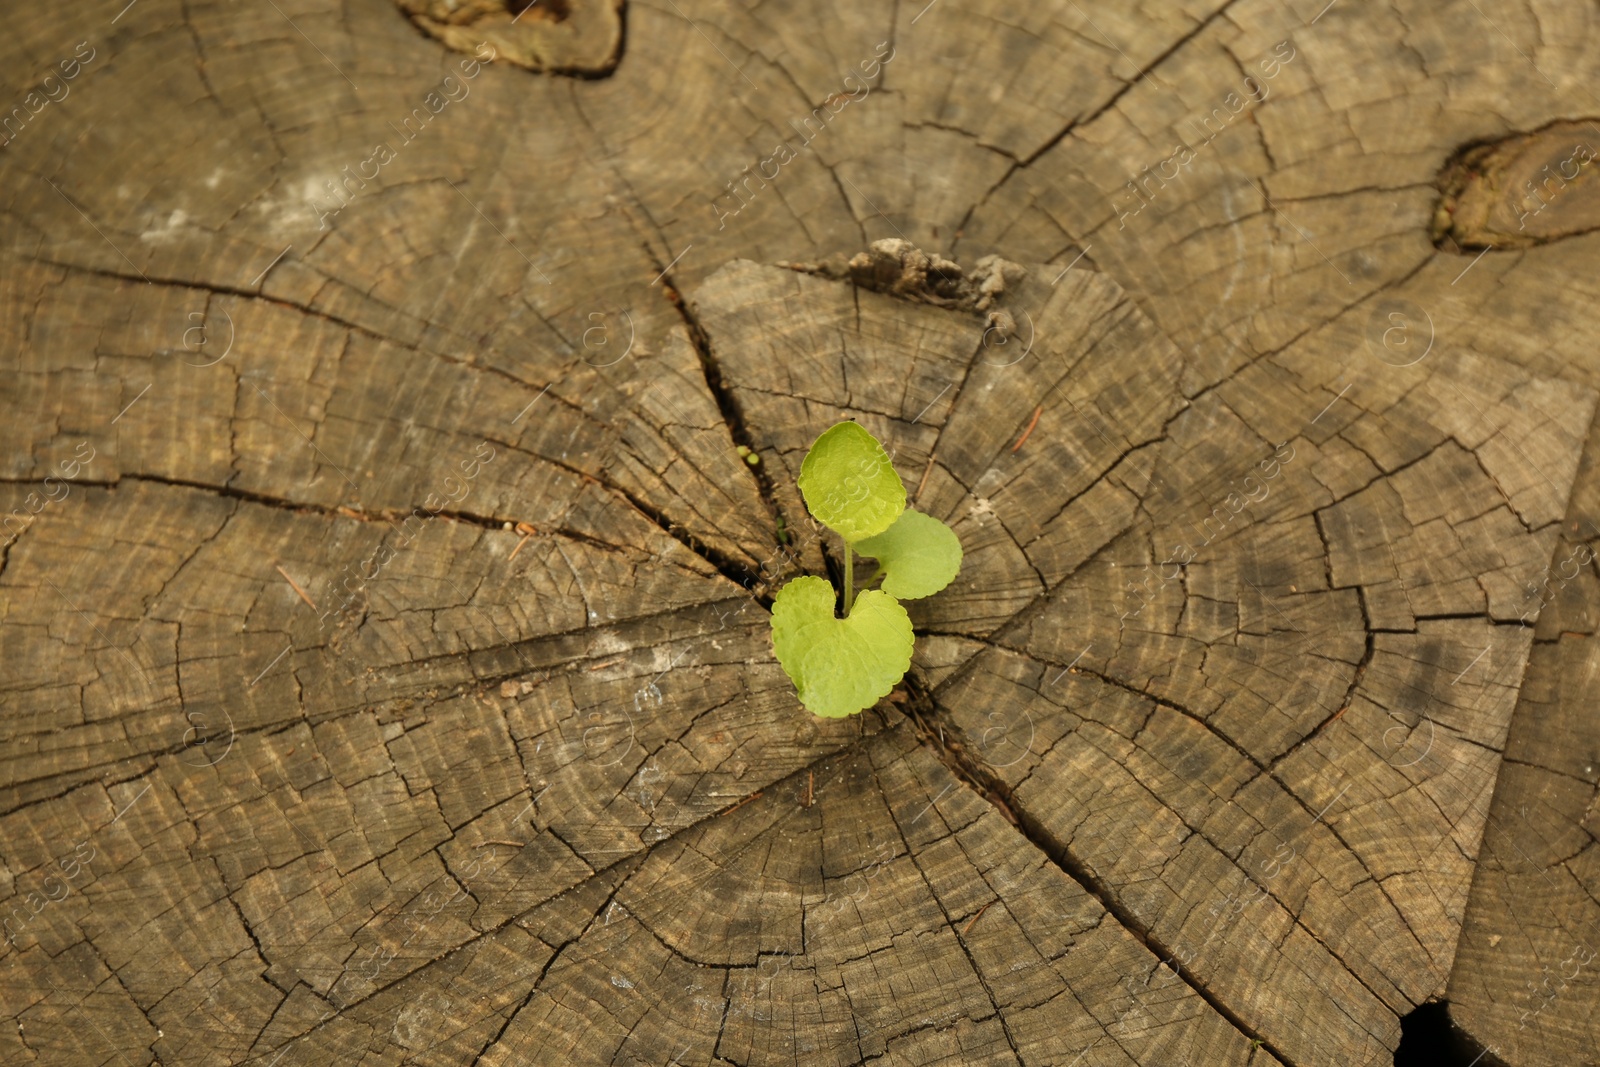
top-left (770, 421), bottom-right (963, 717)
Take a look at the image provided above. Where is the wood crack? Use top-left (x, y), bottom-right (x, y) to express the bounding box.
top-left (894, 674), bottom-right (1298, 1064)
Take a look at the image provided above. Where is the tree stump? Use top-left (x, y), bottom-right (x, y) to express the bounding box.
top-left (2, 2), bottom-right (1598, 1065)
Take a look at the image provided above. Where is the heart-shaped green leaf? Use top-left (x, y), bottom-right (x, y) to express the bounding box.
top-left (854, 509), bottom-right (963, 599)
top-left (770, 575), bottom-right (914, 718)
top-left (797, 422), bottom-right (905, 543)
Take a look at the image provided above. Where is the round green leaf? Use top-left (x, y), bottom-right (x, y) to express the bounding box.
top-left (769, 576), bottom-right (914, 718)
top-left (854, 509), bottom-right (964, 599)
top-left (797, 422), bottom-right (905, 543)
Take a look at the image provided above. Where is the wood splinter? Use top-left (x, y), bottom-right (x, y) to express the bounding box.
top-left (915, 451), bottom-right (938, 502)
top-left (508, 521), bottom-right (539, 561)
top-left (1012, 405), bottom-right (1043, 453)
top-left (721, 790), bottom-right (764, 816)
top-left (274, 564), bottom-right (319, 611)
top-left (962, 900), bottom-right (995, 936)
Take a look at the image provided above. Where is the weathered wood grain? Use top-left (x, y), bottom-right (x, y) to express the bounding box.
top-left (2, 0), bottom-right (1599, 1064)
top-left (693, 254), bottom-right (1595, 1063)
top-left (1444, 423), bottom-right (1600, 1066)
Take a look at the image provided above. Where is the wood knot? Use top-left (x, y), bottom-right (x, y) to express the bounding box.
top-left (1432, 120), bottom-right (1600, 250)
top-left (394, 0), bottom-right (621, 74)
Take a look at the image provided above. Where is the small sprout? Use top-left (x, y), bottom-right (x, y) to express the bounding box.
top-left (854, 510), bottom-right (962, 599)
top-left (771, 421), bottom-right (964, 717)
top-left (771, 577), bottom-right (913, 718)
top-left (795, 421), bottom-right (904, 544)
top-left (746, 452), bottom-right (760, 466)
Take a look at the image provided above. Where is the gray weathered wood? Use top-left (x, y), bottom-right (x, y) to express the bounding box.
top-left (3, 0), bottom-right (1599, 1064)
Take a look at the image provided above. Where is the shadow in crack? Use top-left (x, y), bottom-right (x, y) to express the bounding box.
top-left (1394, 1002), bottom-right (1502, 1066)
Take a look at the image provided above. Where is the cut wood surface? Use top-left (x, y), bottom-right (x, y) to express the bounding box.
top-left (1, 1), bottom-right (1598, 1065)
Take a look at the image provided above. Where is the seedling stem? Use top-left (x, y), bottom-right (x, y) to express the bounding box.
top-left (842, 538), bottom-right (855, 615)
